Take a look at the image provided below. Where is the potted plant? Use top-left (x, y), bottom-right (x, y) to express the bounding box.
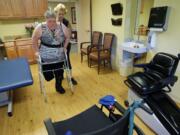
top-left (25, 23), bottom-right (35, 36)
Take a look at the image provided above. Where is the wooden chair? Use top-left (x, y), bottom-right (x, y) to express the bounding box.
top-left (89, 33), bottom-right (114, 74)
top-left (80, 31), bottom-right (102, 65)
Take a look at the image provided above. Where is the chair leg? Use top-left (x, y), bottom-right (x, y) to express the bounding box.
top-left (109, 59), bottom-right (112, 70)
top-left (81, 53), bottom-right (83, 63)
top-left (87, 54), bottom-right (89, 67)
top-left (89, 58), bottom-right (92, 68)
top-left (103, 60), bottom-right (106, 67)
top-left (98, 59), bottom-right (101, 74)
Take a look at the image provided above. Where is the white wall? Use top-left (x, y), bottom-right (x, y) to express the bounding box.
top-left (152, 0), bottom-right (180, 102)
top-left (129, 0), bottom-right (138, 38)
top-left (76, 0), bottom-right (91, 53)
top-left (92, 0), bottom-right (127, 70)
top-left (0, 19), bottom-right (43, 40)
top-left (139, 0), bottom-right (154, 27)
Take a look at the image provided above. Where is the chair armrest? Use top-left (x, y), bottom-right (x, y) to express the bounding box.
top-left (89, 44), bottom-right (102, 53)
top-left (89, 44), bottom-right (98, 49)
top-left (98, 48), bottom-right (110, 52)
top-left (133, 63), bottom-right (149, 68)
top-left (89, 44), bottom-right (102, 49)
top-left (160, 76), bottom-right (178, 86)
top-left (80, 42), bottom-right (91, 49)
top-left (150, 76), bottom-right (178, 93)
top-left (44, 118), bottom-right (56, 135)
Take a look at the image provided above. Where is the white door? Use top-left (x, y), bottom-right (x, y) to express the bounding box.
top-left (76, 0), bottom-right (91, 53)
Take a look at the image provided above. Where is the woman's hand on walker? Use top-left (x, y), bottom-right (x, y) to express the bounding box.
top-left (64, 47), bottom-right (67, 53)
top-left (35, 52), bottom-right (39, 58)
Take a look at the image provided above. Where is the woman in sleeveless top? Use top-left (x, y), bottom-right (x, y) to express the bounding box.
top-left (32, 10), bottom-right (70, 94)
top-left (54, 3), bottom-right (78, 85)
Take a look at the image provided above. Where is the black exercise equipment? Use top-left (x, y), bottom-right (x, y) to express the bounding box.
top-left (125, 52), bottom-right (180, 135)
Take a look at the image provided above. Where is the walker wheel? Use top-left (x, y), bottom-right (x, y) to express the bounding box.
top-left (8, 112), bottom-right (13, 117)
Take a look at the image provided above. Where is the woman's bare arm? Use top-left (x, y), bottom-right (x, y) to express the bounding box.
top-left (32, 24), bottom-right (42, 54)
top-left (62, 23), bottom-right (70, 49)
top-left (67, 23), bottom-right (72, 41)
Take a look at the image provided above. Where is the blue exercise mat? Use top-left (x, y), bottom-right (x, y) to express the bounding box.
top-left (0, 58), bottom-right (33, 93)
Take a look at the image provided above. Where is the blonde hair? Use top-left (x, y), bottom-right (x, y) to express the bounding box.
top-left (54, 3), bottom-right (68, 14)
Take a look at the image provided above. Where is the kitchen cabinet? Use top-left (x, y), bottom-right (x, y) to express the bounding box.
top-left (4, 39), bottom-right (36, 64)
top-left (23, 0), bottom-right (48, 18)
top-left (0, 0), bottom-right (12, 17)
top-left (15, 39), bottom-right (36, 64)
top-left (0, 0), bottom-right (48, 19)
top-left (4, 41), bottom-right (18, 60)
top-left (24, 0), bottom-right (36, 17)
top-left (10, 0), bottom-right (25, 17)
top-left (35, 0), bottom-right (48, 17)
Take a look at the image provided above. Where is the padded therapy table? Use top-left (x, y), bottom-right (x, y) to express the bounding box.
top-left (0, 58), bottom-right (33, 116)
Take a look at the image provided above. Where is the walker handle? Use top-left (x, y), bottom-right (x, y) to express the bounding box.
top-left (36, 53), bottom-right (42, 64)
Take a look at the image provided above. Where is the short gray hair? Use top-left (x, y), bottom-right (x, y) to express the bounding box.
top-left (44, 10), bottom-right (56, 19)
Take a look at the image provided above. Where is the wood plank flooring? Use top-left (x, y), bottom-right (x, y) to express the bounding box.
top-left (0, 53), bottom-right (155, 135)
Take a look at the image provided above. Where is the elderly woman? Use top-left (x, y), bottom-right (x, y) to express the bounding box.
top-left (32, 10), bottom-right (70, 94)
top-left (54, 3), bottom-right (77, 85)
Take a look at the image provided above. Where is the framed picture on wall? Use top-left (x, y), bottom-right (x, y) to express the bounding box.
top-left (71, 7), bottom-right (76, 24)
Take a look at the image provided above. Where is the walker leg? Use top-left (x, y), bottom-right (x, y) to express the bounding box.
top-left (7, 91), bottom-right (13, 117)
top-left (39, 72), bottom-right (43, 94)
top-left (64, 53), bottom-right (74, 93)
top-left (37, 56), bottom-right (48, 102)
top-left (39, 71), bottom-right (47, 102)
top-left (41, 76), bottom-right (47, 103)
top-left (38, 63), bottom-right (44, 94)
top-left (67, 70), bottom-right (74, 93)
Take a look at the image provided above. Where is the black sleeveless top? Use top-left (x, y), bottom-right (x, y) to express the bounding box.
top-left (63, 18), bottom-right (69, 28)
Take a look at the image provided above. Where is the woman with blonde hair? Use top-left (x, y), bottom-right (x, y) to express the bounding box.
top-left (54, 3), bottom-right (77, 85)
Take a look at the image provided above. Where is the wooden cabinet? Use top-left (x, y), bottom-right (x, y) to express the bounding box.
top-left (0, 0), bottom-right (48, 19)
top-left (4, 39), bottom-right (36, 64)
top-left (10, 0), bottom-right (25, 17)
top-left (4, 41), bottom-right (18, 60)
top-left (5, 47), bottom-right (18, 59)
top-left (25, 0), bottom-right (48, 18)
top-left (35, 0), bottom-right (48, 16)
top-left (0, 0), bottom-right (12, 17)
top-left (24, 0), bottom-right (36, 17)
top-left (15, 39), bottom-right (36, 64)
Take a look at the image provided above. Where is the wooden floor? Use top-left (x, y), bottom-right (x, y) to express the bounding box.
top-left (0, 53), bottom-right (155, 135)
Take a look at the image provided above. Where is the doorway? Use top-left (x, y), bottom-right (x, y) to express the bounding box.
top-left (76, 0), bottom-right (92, 53)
